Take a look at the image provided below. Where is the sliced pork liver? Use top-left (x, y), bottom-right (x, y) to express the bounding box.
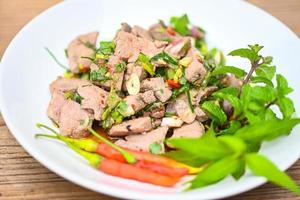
top-left (175, 95), bottom-right (196, 124)
top-left (115, 127), bottom-right (168, 153)
top-left (171, 121), bottom-right (204, 139)
top-left (140, 77), bottom-right (172, 102)
top-left (124, 94), bottom-right (146, 112)
top-left (165, 37), bottom-right (191, 59)
top-left (50, 77), bottom-right (91, 94)
top-left (47, 91), bottom-right (68, 124)
top-left (77, 85), bottom-right (108, 120)
top-left (67, 31), bottom-right (98, 73)
top-left (132, 25), bottom-right (153, 41)
top-left (59, 100), bottom-right (93, 138)
top-left (108, 117), bottom-right (153, 136)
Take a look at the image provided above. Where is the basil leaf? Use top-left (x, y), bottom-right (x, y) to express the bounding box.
top-left (277, 96), bottom-right (295, 119)
top-left (167, 136), bottom-right (232, 161)
top-left (246, 153), bottom-right (300, 195)
top-left (228, 48), bottom-right (258, 62)
top-left (211, 66), bottom-right (246, 78)
top-left (188, 156), bottom-right (240, 189)
top-left (170, 14), bottom-right (190, 36)
top-left (251, 76), bottom-right (274, 87)
top-left (235, 118), bottom-right (300, 142)
top-left (276, 74), bottom-right (293, 96)
top-left (255, 64), bottom-right (276, 80)
top-left (202, 101), bottom-right (227, 125)
top-left (213, 93), bottom-right (242, 117)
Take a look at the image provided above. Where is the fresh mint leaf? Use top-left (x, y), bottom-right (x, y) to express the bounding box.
top-left (250, 85), bottom-right (276, 104)
top-left (170, 14), bottom-right (190, 36)
top-left (228, 48), bottom-right (258, 62)
top-left (214, 87), bottom-right (239, 97)
top-left (218, 121), bottom-right (241, 136)
top-left (246, 153), bottom-right (300, 195)
top-left (218, 136), bottom-right (247, 154)
top-left (211, 66), bottom-right (246, 78)
top-left (202, 101), bottom-right (227, 125)
top-left (276, 74), bottom-right (293, 96)
top-left (212, 93), bottom-right (242, 117)
top-left (277, 97), bottom-right (295, 119)
top-left (263, 56), bottom-right (273, 64)
top-left (240, 84), bottom-right (252, 111)
top-left (246, 142), bottom-right (261, 153)
top-left (248, 44), bottom-right (264, 53)
top-left (235, 118), bottom-right (300, 142)
top-left (250, 76), bottom-right (274, 87)
top-left (167, 136), bottom-right (232, 161)
top-left (188, 156), bottom-right (240, 189)
top-left (255, 64), bottom-right (276, 80)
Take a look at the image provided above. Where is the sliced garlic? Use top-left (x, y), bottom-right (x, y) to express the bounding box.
top-left (161, 116), bottom-right (184, 127)
top-left (126, 73), bottom-right (140, 95)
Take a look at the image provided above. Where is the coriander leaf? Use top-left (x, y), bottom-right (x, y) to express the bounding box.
top-left (211, 66), bottom-right (246, 78)
top-left (170, 14), bottom-right (190, 36)
top-left (212, 93), bottom-right (242, 117)
top-left (228, 48), bottom-right (258, 62)
top-left (188, 156), bottom-right (240, 189)
top-left (163, 150), bottom-right (209, 167)
top-left (255, 64), bottom-right (276, 80)
top-left (149, 142), bottom-right (162, 154)
top-left (114, 61), bottom-right (127, 72)
top-left (232, 160), bottom-right (246, 180)
top-left (89, 67), bottom-right (110, 82)
top-left (246, 153), bottom-right (300, 195)
top-left (277, 96), bottom-right (295, 119)
top-left (167, 136), bottom-right (232, 161)
top-left (202, 101), bottom-right (227, 125)
top-left (235, 118), bottom-right (300, 142)
top-left (276, 74), bottom-right (293, 96)
top-left (250, 76), bottom-right (274, 87)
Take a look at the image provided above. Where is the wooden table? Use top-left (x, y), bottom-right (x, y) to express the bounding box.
top-left (0, 0), bottom-right (299, 199)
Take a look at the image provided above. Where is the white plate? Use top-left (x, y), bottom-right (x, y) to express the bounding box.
top-left (1, 0), bottom-right (300, 199)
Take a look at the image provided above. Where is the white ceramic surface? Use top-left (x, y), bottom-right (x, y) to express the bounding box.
top-left (1, 0), bottom-right (300, 199)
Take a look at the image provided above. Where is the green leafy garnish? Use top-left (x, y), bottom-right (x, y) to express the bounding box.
top-left (98, 41), bottom-right (115, 55)
top-left (201, 101), bottom-right (227, 125)
top-left (211, 66), bottom-right (246, 78)
top-left (151, 52), bottom-right (178, 66)
top-left (170, 14), bottom-right (190, 36)
top-left (89, 67), bottom-right (110, 82)
top-left (149, 142), bottom-right (162, 154)
top-left (137, 53), bottom-right (155, 76)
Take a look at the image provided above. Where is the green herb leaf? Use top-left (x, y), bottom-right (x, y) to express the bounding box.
top-left (211, 66), bottom-right (246, 78)
top-left (214, 87), bottom-right (239, 97)
top-left (89, 67), bottom-right (110, 82)
top-left (99, 41), bottom-right (115, 55)
top-left (212, 93), bottom-right (242, 117)
top-left (114, 61), bottom-right (127, 72)
top-left (250, 85), bottom-right (276, 105)
top-left (277, 97), bottom-right (295, 119)
top-left (167, 136), bottom-right (232, 161)
top-left (240, 84), bottom-right (252, 111)
top-left (151, 52), bottom-right (178, 66)
top-left (202, 101), bottom-right (227, 125)
top-left (149, 142), bottom-right (162, 154)
top-left (250, 76), bottom-right (274, 87)
top-left (218, 121), bottom-right (241, 136)
top-left (228, 48), bottom-right (258, 62)
top-left (276, 74), bottom-right (293, 96)
top-left (218, 136), bottom-right (247, 154)
top-left (170, 14), bottom-right (190, 36)
top-left (163, 150), bottom-right (209, 167)
top-left (246, 153), bottom-right (300, 195)
top-left (235, 118), bottom-right (300, 142)
top-left (188, 156), bottom-right (240, 189)
top-left (232, 160), bottom-right (246, 180)
top-left (137, 53), bottom-right (155, 76)
top-left (255, 64), bottom-right (276, 80)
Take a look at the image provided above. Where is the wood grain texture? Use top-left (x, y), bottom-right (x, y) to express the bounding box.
top-left (0, 0), bottom-right (299, 199)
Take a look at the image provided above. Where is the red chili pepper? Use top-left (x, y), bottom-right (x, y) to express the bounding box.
top-left (167, 80), bottom-right (181, 89)
top-left (167, 26), bottom-right (176, 36)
